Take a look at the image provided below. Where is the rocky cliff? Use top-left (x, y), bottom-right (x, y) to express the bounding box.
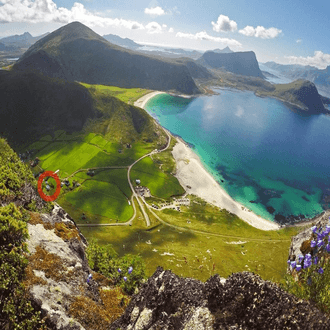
top-left (110, 266), bottom-right (330, 329)
top-left (198, 51), bottom-right (264, 78)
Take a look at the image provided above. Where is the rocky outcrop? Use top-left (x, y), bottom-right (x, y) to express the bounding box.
top-left (25, 204), bottom-right (97, 329)
top-left (24, 204), bottom-right (124, 330)
top-left (110, 266), bottom-right (330, 330)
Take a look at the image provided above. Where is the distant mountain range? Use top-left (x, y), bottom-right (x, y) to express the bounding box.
top-left (0, 32), bottom-right (49, 49)
top-left (14, 22), bottom-right (200, 95)
top-left (102, 33), bottom-right (141, 49)
top-left (212, 46), bottom-right (233, 54)
top-left (263, 62), bottom-right (330, 97)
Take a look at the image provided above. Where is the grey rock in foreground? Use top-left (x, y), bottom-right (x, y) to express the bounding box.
top-left (110, 267), bottom-right (330, 330)
top-left (26, 204), bottom-right (100, 330)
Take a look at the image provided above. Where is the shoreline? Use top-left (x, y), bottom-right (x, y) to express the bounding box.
top-left (134, 91), bottom-right (167, 109)
top-left (171, 137), bottom-right (280, 231)
top-left (135, 90), bottom-right (325, 231)
top-left (135, 91), bottom-right (280, 231)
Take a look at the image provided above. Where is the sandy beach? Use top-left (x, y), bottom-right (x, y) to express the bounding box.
top-left (135, 91), bottom-right (280, 231)
top-left (134, 91), bottom-right (167, 109)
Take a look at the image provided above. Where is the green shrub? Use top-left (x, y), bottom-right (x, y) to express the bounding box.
top-left (86, 238), bottom-right (147, 295)
top-left (0, 204), bottom-right (48, 329)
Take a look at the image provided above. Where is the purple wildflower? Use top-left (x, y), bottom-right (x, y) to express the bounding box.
top-left (327, 244), bottom-right (330, 253)
top-left (311, 225), bottom-right (317, 233)
top-left (304, 254), bottom-right (312, 269)
top-left (311, 240), bottom-right (316, 248)
top-left (313, 256), bottom-right (318, 265)
top-left (305, 253), bottom-right (312, 260)
top-left (287, 259), bottom-right (291, 265)
top-left (118, 268), bottom-right (122, 273)
top-left (304, 258), bottom-right (312, 269)
top-left (296, 264), bottom-right (302, 271)
top-left (123, 276), bottom-right (127, 282)
top-left (317, 239), bottom-right (324, 248)
top-left (290, 261), bottom-right (297, 269)
top-left (298, 255), bottom-right (304, 263)
top-left (325, 226), bottom-right (330, 235)
top-left (318, 267), bottom-right (324, 274)
top-left (128, 266), bottom-right (133, 274)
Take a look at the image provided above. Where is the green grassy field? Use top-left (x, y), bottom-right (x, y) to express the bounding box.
top-left (130, 156), bottom-right (185, 199)
top-left (27, 128), bottom-right (184, 223)
top-left (79, 83), bottom-right (151, 104)
top-left (79, 198), bottom-right (304, 283)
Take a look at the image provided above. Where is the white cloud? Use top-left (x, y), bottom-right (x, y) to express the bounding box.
top-left (239, 25), bottom-right (282, 39)
top-left (285, 51), bottom-right (330, 69)
top-left (211, 15), bottom-right (237, 32)
top-left (176, 31), bottom-right (242, 48)
top-left (296, 38), bottom-right (302, 43)
top-left (144, 6), bottom-right (165, 16)
top-left (0, 0), bottom-right (144, 30)
top-left (169, 27), bottom-right (174, 33)
top-left (235, 106), bottom-right (244, 118)
top-left (146, 21), bottom-right (164, 34)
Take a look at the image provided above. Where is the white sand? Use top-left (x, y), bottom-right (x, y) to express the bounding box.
top-left (135, 91), bottom-right (280, 231)
top-left (172, 139), bottom-right (280, 231)
top-left (134, 91), bottom-right (167, 109)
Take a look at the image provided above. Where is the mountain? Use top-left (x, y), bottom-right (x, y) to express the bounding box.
top-left (212, 46), bottom-right (233, 54)
top-left (174, 58), bottom-right (214, 79)
top-left (0, 31), bottom-right (49, 48)
top-left (102, 33), bottom-right (140, 49)
top-left (14, 22), bottom-right (200, 95)
top-left (0, 70), bottom-right (96, 147)
top-left (256, 79), bottom-right (328, 114)
top-left (0, 70), bottom-right (164, 149)
top-left (263, 62), bottom-right (330, 98)
top-left (198, 50), bottom-right (265, 78)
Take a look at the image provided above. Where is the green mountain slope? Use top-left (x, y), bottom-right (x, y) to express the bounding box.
top-left (14, 22), bottom-right (200, 95)
top-left (257, 79), bottom-right (328, 114)
top-left (0, 70), bottom-right (166, 149)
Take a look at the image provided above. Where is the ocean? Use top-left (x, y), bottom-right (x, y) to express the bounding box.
top-left (144, 89), bottom-right (330, 222)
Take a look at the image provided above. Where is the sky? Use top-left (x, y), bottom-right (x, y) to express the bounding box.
top-left (0, 0), bottom-right (329, 68)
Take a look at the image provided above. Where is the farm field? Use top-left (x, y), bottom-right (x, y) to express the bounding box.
top-left (79, 197), bottom-right (303, 283)
top-left (28, 128), bottom-right (185, 223)
top-left (130, 156), bottom-right (185, 199)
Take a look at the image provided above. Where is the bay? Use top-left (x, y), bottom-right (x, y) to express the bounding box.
top-left (144, 89), bottom-right (330, 222)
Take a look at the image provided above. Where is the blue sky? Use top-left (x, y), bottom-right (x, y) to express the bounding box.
top-left (0, 0), bottom-right (329, 68)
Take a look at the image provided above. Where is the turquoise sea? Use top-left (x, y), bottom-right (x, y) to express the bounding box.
top-left (145, 89), bottom-right (330, 223)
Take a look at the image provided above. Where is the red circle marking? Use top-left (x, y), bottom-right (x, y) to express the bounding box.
top-left (37, 171), bottom-right (61, 202)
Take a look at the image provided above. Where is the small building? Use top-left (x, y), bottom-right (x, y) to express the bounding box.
top-left (136, 179), bottom-right (141, 185)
